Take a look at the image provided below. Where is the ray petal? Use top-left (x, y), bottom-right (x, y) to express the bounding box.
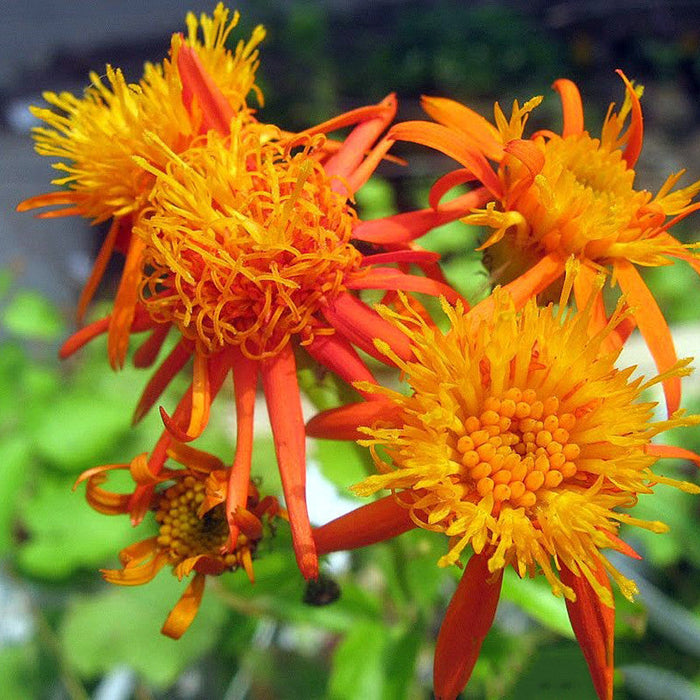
top-left (552, 79), bottom-right (585, 137)
top-left (646, 443), bottom-right (700, 468)
top-left (306, 398), bottom-right (401, 441)
top-left (161, 572), bottom-right (207, 640)
top-left (347, 267), bottom-right (463, 304)
top-left (616, 70), bottom-right (644, 168)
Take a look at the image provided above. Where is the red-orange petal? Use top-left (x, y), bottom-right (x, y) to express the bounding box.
top-left (561, 561), bottom-right (615, 700)
top-left (428, 169), bottom-right (478, 209)
top-left (161, 572), bottom-right (207, 640)
top-left (616, 70), bottom-right (644, 168)
top-left (306, 398), bottom-right (401, 441)
top-left (347, 267), bottom-right (463, 304)
top-left (261, 344), bottom-right (318, 580)
top-left (615, 260), bottom-right (680, 415)
top-left (552, 79), bottom-right (585, 137)
top-left (133, 322), bottom-right (172, 369)
top-left (646, 443), bottom-right (700, 468)
top-left (360, 249), bottom-right (441, 267)
top-left (313, 495), bottom-right (415, 555)
top-left (433, 553), bottom-right (503, 700)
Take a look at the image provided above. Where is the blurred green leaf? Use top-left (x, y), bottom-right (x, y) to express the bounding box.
top-left (383, 626), bottom-right (423, 699)
top-left (313, 439), bottom-right (372, 495)
top-left (60, 572), bottom-right (229, 687)
top-left (0, 437), bottom-right (33, 554)
top-left (355, 177), bottom-right (396, 220)
top-left (0, 643), bottom-right (42, 700)
top-left (16, 473), bottom-right (136, 578)
top-left (328, 622), bottom-right (389, 700)
top-left (2, 290), bottom-right (64, 340)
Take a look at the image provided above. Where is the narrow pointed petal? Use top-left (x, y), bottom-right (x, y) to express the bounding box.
top-left (317, 94), bottom-right (397, 183)
top-left (353, 188), bottom-right (490, 244)
top-left (261, 344), bottom-right (318, 580)
top-left (304, 332), bottom-right (378, 397)
top-left (390, 121), bottom-right (503, 198)
top-left (360, 249), bottom-right (441, 267)
top-left (347, 267), bottom-right (463, 304)
top-left (306, 398), bottom-right (401, 441)
top-left (177, 44), bottom-right (234, 135)
top-left (434, 553), bottom-right (503, 700)
top-left (646, 443), bottom-right (700, 468)
top-left (133, 322), bottom-right (172, 369)
top-left (16, 190), bottom-right (80, 214)
top-left (615, 260), bottom-right (680, 415)
top-left (313, 495), bottom-right (415, 555)
top-left (60, 316), bottom-right (110, 358)
top-left (108, 236), bottom-right (146, 370)
top-left (161, 572), bottom-right (207, 640)
top-left (225, 351), bottom-right (259, 550)
top-left (76, 217), bottom-right (121, 322)
top-left (344, 135), bottom-right (395, 195)
top-left (322, 292), bottom-right (413, 363)
top-left (553, 79), bottom-right (584, 137)
top-left (302, 97), bottom-right (396, 139)
top-left (429, 169), bottom-right (478, 209)
top-left (561, 561), bottom-right (615, 700)
top-left (421, 95), bottom-right (503, 161)
top-left (616, 70), bottom-right (644, 168)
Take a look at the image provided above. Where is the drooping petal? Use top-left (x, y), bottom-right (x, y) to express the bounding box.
top-left (225, 350), bottom-right (259, 550)
top-left (561, 561), bottom-right (615, 700)
top-left (615, 260), bottom-right (680, 415)
top-left (390, 121), bottom-right (503, 198)
top-left (313, 495), bottom-right (415, 555)
top-left (353, 187), bottom-right (490, 244)
top-left (177, 43), bottom-right (234, 135)
top-left (552, 79), bottom-right (585, 137)
top-left (133, 339), bottom-right (191, 424)
top-left (101, 550), bottom-right (170, 586)
top-left (161, 572), bottom-right (207, 640)
top-left (306, 398), bottom-right (402, 441)
top-left (433, 552), bottom-right (503, 700)
top-left (261, 344), bottom-right (318, 580)
top-left (322, 292), bottom-right (413, 363)
top-left (428, 169), bottom-right (478, 209)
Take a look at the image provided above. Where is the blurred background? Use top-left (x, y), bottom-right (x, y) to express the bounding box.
top-left (1, 1), bottom-right (699, 698)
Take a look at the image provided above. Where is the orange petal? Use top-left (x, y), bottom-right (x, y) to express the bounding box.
top-left (616, 70), bottom-right (644, 168)
top-left (306, 398), bottom-right (401, 441)
top-left (552, 79), bottom-right (584, 137)
top-left (313, 495), bottom-right (415, 555)
top-left (225, 351), bottom-right (259, 550)
top-left (429, 169), bottom-right (478, 209)
top-left (261, 344), bottom-right (318, 580)
top-left (108, 236), bottom-right (146, 370)
top-left (360, 249), bottom-right (441, 267)
top-left (133, 322), bottom-right (172, 369)
top-left (133, 339), bottom-right (191, 424)
top-left (76, 217), bottom-right (121, 323)
top-left (347, 267), bottom-right (463, 304)
top-left (353, 187), bottom-right (490, 244)
top-left (615, 260), bottom-right (680, 415)
top-left (646, 443), bottom-right (700, 468)
top-left (101, 550), bottom-right (169, 586)
top-left (119, 536), bottom-right (161, 566)
top-left (421, 95), bottom-right (503, 161)
top-left (177, 44), bottom-right (234, 135)
top-left (322, 292), bottom-right (413, 364)
top-left (161, 572), bottom-right (207, 639)
top-left (304, 331), bottom-right (378, 397)
top-left (60, 316), bottom-right (110, 359)
top-left (390, 120), bottom-right (503, 198)
top-left (16, 190), bottom-right (80, 213)
top-left (503, 139), bottom-right (545, 180)
top-left (302, 94), bottom-right (396, 140)
top-left (166, 441), bottom-right (225, 473)
top-left (561, 561), bottom-right (615, 700)
top-left (434, 553), bottom-right (503, 700)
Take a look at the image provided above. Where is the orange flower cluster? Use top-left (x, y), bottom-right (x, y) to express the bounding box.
top-left (20, 4), bottom-right (700, 698)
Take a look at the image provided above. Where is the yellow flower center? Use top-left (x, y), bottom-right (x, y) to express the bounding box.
top-left (155, 476), bottom-right (252, 572)
top-left (136, 127), bottom-right (363, 358)
top-left (455, 388), bottom-right (580, 510)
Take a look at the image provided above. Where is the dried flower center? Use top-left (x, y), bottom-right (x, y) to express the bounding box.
top-left (454, 388), bottom-right (579, 511)
top-left (138, 130), bottom-right (363, 359)
top-left (155, 476), bottom-right (250, 570)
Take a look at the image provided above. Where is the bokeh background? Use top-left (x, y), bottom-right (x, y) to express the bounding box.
top-left (1, 1), bottom-right (699, 698)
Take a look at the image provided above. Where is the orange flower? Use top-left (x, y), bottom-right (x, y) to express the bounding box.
top-left (390, 71), bottom-right (700, 415)
top-left (76, 441), bottom-right (283, 639)
top-left (306, 276), bottom-right (700, 700)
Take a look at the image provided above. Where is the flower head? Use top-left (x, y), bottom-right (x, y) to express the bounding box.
top-left (77, 442), bottom-right (282, 639)
top-left (391, 72), bottom-right (700, 415)
top-left (307, 276), bottom-right (700, 700)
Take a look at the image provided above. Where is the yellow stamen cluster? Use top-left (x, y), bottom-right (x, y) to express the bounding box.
top-left (352, 287), bottom-right (700, 604)
top-left (27, 3), bottom-right (264, 222)
top-left (136, 125), bottom-right (364, 359)
top-left (156, 475), bottom-right (256, 575)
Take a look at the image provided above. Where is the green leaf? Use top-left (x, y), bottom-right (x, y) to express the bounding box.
top-left (328, 622), bottom-right (389, 700)
top-left (0, 437), bottom-right (33, 554)
top-left (312, 439), bottom-right (372, 496)
top-left (16, 473), bottom-right (136, 578)
top-left (0, 643), bottom-right (42, 700)
top-left (1, 290), bottom-right (64, 340)
top-left (60, 572), bottom-right (229, 687)
top-left (383, 626), bottom-right (423, 699)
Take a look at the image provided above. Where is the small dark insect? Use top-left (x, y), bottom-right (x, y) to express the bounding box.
top-left (303, 574), bottom-right (341, 606)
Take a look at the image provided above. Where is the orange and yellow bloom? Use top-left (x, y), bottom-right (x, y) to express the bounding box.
top-left (390, 71), bottom-right (700, 415)
top-left (307, 275), bottom-right (700, 700)
top-left (76, 441), bottom-right (283, 639)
